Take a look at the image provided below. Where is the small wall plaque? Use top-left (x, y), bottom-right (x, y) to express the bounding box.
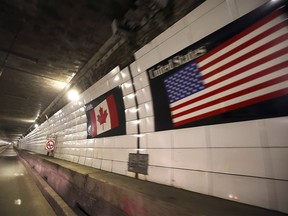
top-left (128, 153), bottom-right (148, 175)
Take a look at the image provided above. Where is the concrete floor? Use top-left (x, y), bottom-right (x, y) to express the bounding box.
top-left (0, 146), bottom-right (56, 216)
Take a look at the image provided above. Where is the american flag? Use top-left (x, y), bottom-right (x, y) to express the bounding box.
top-left (164, 7), bottom-right (288, 127)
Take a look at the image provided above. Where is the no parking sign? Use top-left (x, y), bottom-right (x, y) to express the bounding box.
top-left (45, 139), bottom-right (55, 152)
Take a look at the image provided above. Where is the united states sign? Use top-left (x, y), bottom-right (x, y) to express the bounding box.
top-left (85, 87), bottom-right (126, 138)
top-left (148, 1), bottom-right (288, 131)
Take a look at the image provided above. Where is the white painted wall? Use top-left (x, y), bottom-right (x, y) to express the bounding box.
top-left (20, 0), bottom-right (288, 213)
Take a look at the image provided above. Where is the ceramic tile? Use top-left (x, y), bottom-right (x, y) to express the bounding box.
top-left (112, 161), bottom-right (128, 175)
top-left (172, 169), bottom-right (209, 194)
top-left (147, 130), bottom-right (172, 148)
top-left (275, 180), bottom-right (288, 213)
top-left (209, 121), bottom-right (261, 147)
top-left (92, 158), bottom-right (102, 169)
top-left (126, 121), bottom-right (138, 135)
top-left (112, 149), bottom-right (130, 162)
top-left (125, 107), bottom-right (138, 121)
top-left (155, 18), bottom-right (186, 47)
top-left (121, 81), bottom-right (134, 96)
top-left (134, 40), bottom-right (157, 60)
top-left (211, 148), bottom-right (266, 177)
top-left (114, 135), bottom-right (137, 148)
top-left (93, 148), bottom-right (102, 159)
top-left (211, 173), bottom-right (270, 209)
top-left (138, 101), bottom-right (153, 118)
top-left (135, 86), bottom-right (152, 104)
top-left (101, 160), bottom-right (112, 172)
top-left (102, 148), bottom-right (113, 160)
top-left (265, 117), bottom-right (288, 147)
top-left (79, 157), bottom-right (86, 165)
top-left (235, 0), bottom-right (269, 17)
top-left (133, 72), bottom-right (149, 91)
top-left (172, 126), bottom-right (207, 148)
top-left (123, 93), bottom-right (136, 109)
top-left (148, 149), bottom-right (172, 167)
top-left (120, 67), bottom-right (130, 82)
top-left (136, 48), bottom-right (161, 73)
top-left (173, 149), bottom-right (209, 171)
top-left (146, 166), bottom-right (172, 186)
top-left (108, 73), bottom-right (123, 89)
top-left (188, 2), bottom-right (232, 44)
top-left (158, 27), bottom-right (190, 61)
top-left (270, 148), bottom-right (288, 180)
top-left (84, 157), bottom-right (93, 167)
top-left (139, 117), bottom-right (155, 133)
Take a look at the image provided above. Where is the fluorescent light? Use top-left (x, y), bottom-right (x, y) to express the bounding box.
top-left (67, 89), bottom-right (79, 101)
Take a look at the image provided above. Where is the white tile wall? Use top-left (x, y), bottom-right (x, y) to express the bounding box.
top-left (172, 169), bottom-right (209, 194)
top-left (265, 117), bottom-right (288, 147)
top-left (270, 148), bottom-right (288, 180)
top-left (235, 0), bottom-right (269, 17)
top-left (209, 121), bottom-right (262, 147)
top-left (172, 126), bottom-right (207, 148)
top-left (211, 173), bottom-right (270, 209)
top-left (20, 1), bottom-right (288, 214)
top-left (133, 72), bottom-right (149, 90)
top-left (275, 180), bottom-right (288, 213)
top-left (139, 117), bottom-right (155, 133)
top-left (135, 86), bottom-right (152, 104)
top-left (158, 27), bottom-right (191, 60)
top-left (173, 149), bottom-right (209, 171)
top-left (145, 166), bottom-right (172, 185)
top-left (138, 101), bottom-right (153, 118)
top-left (210, 148), bottom-right (267, 177)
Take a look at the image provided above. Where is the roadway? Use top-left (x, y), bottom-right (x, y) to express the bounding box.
top-left (0, 145), bottom-right (56, 216)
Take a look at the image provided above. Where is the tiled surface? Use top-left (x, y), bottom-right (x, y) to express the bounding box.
top-left (209, 121), bottom-right (262, 147)
top-left (211, 173), bottom-right (270, 209)
top-left (235, 0), bottom-right (269, 17)
top-left (19, 1), bottom-right (288, 213)
top-left (265, 117), bottom-right (288, 147)
top-left (172, 169), bottom-right (209, 194)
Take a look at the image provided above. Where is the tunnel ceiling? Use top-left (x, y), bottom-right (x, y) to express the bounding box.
top-left (0, 0), bottom-right (204, 143)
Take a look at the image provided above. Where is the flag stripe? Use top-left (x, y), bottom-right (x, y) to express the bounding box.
top-left (197, 8), bottom-right (285, 64)
top-left (106, 94), bottom-right (119, 128)
top-left (202, 32), bottom-right (288, 80)
top-left (174, 87), bottom-right (288, 127)
top-left (171, 60), bottom-right (288, 112)
top-left (172, 74), bottom-right (288, 119)
top-left (89, 109), bottom-right (97, 137)
top-left (206, 47), bottom-right (288, 88)
top-left (200, 20), bottom-right (287, 72)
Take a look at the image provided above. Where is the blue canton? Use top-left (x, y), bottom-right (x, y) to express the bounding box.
top-left (164, 62), bottom-right (205, 103)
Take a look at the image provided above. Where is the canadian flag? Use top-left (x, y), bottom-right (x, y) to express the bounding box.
top-left (88, 94), bottom-right (119, 137)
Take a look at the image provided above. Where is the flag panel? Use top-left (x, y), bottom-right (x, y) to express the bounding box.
top-left (148, 1), bottom-right (288, 131)
top-left (85, 87), bottom-right (126, 138)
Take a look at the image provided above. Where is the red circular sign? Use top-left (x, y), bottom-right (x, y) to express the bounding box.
top-left (45, 140), bottom-right (55, 152)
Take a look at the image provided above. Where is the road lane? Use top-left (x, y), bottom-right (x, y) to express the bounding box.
top-left (0, 146), bottom-right (56, 216)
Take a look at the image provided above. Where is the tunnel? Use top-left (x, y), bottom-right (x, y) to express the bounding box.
top-left (0, 0), bottom-right (288, 215)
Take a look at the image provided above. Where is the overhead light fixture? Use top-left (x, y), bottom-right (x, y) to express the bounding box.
top-left (67, 89), bottom-right (79, 101)
top-left (34, 123), bottom-right (39, 128)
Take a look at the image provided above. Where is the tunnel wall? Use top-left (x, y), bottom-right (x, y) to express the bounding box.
top-left (19, 0), bottom-right (288, 214)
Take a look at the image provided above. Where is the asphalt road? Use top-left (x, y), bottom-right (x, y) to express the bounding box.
top-left (0, 146), bottom-right (56, 216)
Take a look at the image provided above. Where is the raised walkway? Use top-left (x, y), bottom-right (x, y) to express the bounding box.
top-left (18, 149), bottom-right (287, 216)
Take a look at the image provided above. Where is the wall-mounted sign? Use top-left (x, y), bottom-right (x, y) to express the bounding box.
top-left (45, 140), bottom-right (55, 152)
top-left (147, 1), bottom-right (288, 131)
top-left (128, 153), bottom-right (149, 175)
top-left (85, 86), bottom-right (126, 138)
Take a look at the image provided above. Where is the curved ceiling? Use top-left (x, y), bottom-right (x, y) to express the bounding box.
top-left (0, 0), bottom-right (203, 143)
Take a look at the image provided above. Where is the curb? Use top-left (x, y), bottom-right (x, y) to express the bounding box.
top-left (19, 155), bottom-right (77, 216)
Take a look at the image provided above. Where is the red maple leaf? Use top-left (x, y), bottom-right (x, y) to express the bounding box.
top-left (97, 107), bottom-right (108, 125)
